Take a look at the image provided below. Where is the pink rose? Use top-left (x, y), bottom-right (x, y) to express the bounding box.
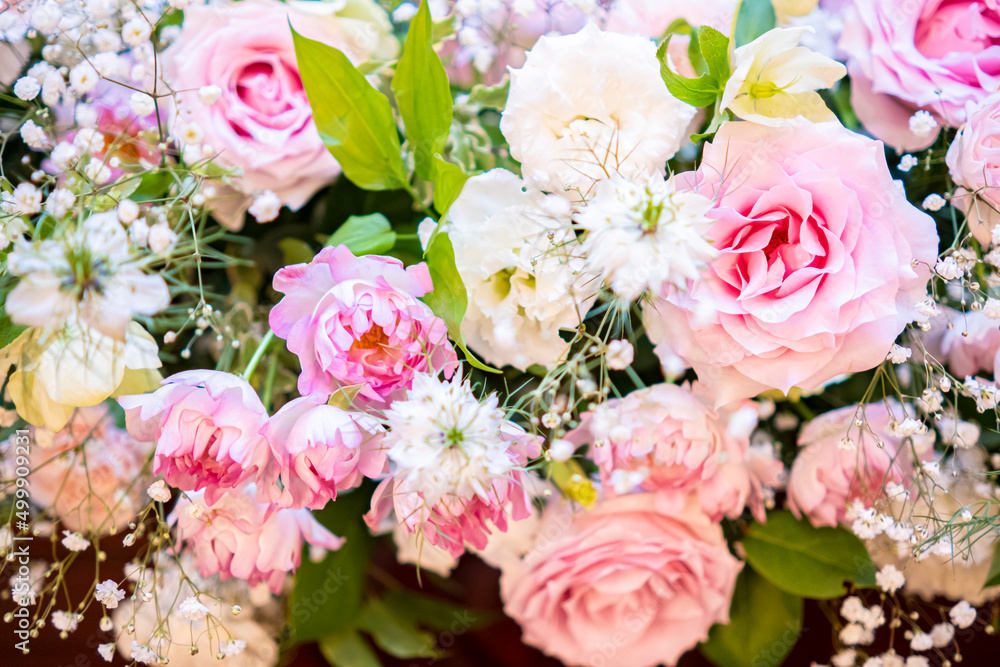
top-left (565, 382), bottom-right (782, 521)
top-left (17, 405), bottom-right (152, 533)
top-left (646, 121), bottom-right (938, 406)
top-left (947, 93), bottom-right (1000, 240)
top-left (259, 394), bottom-right (387, 509)
top-left (932, 307), bottom-right (1000, 379)
top-left (840, 0), bottom-right (1000, 152)
top-left (170, 486), bottom-right (343, 594)
top-left (787, 402), bottom-right (934, 527)
top-left (269, 245), bottom-right (457, 404)
top-left (161, 0), bottom-right (397, 229)
top-left (501, 494), bottom-right (742, 667)
top-left (118, 370), bottom-right (269, 503)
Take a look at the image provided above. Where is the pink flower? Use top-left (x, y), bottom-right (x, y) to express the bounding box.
top-left (933, 307), bottom-right (1000, 379)
top-left (565, 382), bottom-right (781, 520)
top-left (269, 245), bottom-right (457, 404)
top-left (947, 92), bottom-right (1000, 240)
top-left (170, 486), bottom-right (343, 594)
top-left (259, 394), bottom-right (387, 509)
top-left (118, 371), bottom-right (269, 503)
top-left (646, 121), bottom-right (938, 406)
top-left (787, 402), bottom-right (933, 527)
top-left (14, 405), bottom-right (152, 533)
top-left (160, 0), bottom-right (397, 229)
top-left (500, 493), bottom-right (742, 667)
top-left (840, 0), bottom-right (1000, 152)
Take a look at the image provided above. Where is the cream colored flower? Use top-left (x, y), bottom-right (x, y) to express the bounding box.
top-left (720, 26), bottom-right (845, 125)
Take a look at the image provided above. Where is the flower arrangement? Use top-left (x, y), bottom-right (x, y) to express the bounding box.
top-left (2, 1), bottom-right (1000, 666)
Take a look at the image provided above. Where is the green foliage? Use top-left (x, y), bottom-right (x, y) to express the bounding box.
top-left (327, 213), bottom-right (397, 256)
top-left (392, 0), bottom-right (453, 181)
top-left (742, 511), bottom-right (877, 599)
top-left (319, 631), bottom-right (380, 667)
top-left (468, 78), bottom-right (510, 110)
top-left (733, 0), bottom-right (777, 48)
top-left (291, 26), bottom-right (407, 191)
top-left (701, 568), bottom-right (803, 667)
top-left (985, 541), bottom-right (1000, 588)
top-left (358, 598), bottom-right (441, 659)
top-left (432, 157), bottom-right (469, 215)
top-left (658, 24), bottom-right (731, 109)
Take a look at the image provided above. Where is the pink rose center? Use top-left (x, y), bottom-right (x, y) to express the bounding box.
top-left (228, 54), bottom-right (311, 142)
top-left (915, 0), bottom-right (1000, 59)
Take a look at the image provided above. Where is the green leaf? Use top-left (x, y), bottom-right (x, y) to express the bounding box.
top-left (319, 630), bottom-right (380, 667)
top-left (358, 598), bottom-right (441, 659)
top-left (421, 231), bottom-right (499, 374)
top-left (742, 511), bottom-right (877, 599)
top-left (287, 488), bottom-right (374, 643)
top-left (382, 590), bottom-right (497, 632)
top-left (657, 38), bottom-right (720, 108)
top-left (701, 568), bottom-right (803, 667)
top-left (291, 25), bottom-right (407, 190)
top-left (0, 315), bottom-right (25, 352)
top-left (432, 156), bottom-right (469, 215)
top-left (985, 541), bottom-right (1000, 588)
top-left (279, 238), bottom-right (315, 266)
top-left (130, 170), bottom-right (173, 203)
top-left (328, 384), bottom-right (365, 410)
top-left (327, 213), bottom-right (397, 256)
top-left (468, 78), bottom-right (510, 110)
top-left (733, 0), bottom-right (777, 48)
top-left (698, 26), bottom-right (731, 83)
top-left (431, 14), bottom-right (457, 45)
top-left (392, 0), bottom-right (453, 181)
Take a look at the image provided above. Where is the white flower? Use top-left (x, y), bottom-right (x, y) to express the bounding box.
top-left (577, 174), bottom-right (717, 301)
top-left (547, 438), bottom-right (575, 462)
top-left (168, 0), bottom-right (191, 8)
top-left (121, 17), bottom-right (152, 46)
top-left (14, 76), bottom-right (40, 101)
top-left (51, 610), bottom-right (83, 632)
top-left (29, 2), bottom-right (60, 33)
top-left (61, 530), bottom-right (90, 551)
top-left (45, 188), bottom-right (75, 218)
top-left (3, 183), bottom-right (43, 215)
top-left (40, 70), bottom-right (64, 106)
top-left (839, 622), bottom-right (874, 646)
top-left (898, 155), bottom-right (919, 172)
top-left (20, 119), bottom-right (48, 148)
top-left (95, 580), bottom-right (125, 609)
top-left (983, 298), bottom-right (1000, 319)
top-left (909, 632), bottom-right (933, 651)
top-left (130, 218), bottom-right (150, 247)
top-left (393, 2), bottom-right (419, 21)
top-left (147, 480), bottom-right (171, 502)
top-left (147, 222), bottom-right (177, 255)
top-left (832, 651), bottom-right (857, 667)
top-left (176, 122), bottom-right (204, 146)
top-left (97, 643), bottom-right (115, 662)
top-left (130, 641), bottom-right (159, 664)
top-left (220, 639), bottom-right (246, 657)
top-left (606, 340), bottom-right (634, 370)
top-left (937, 415), bottom-right (980, 448)
top-left (929, 622), bottom-right (954, 647)
top-left (198, 85), bottom-right (222, 106)
top-left (84, 157), bottom-right (112, 184)
top-left (886, 345), bottom-right (911, 364)
top-left (906, 658), bottom-right (930, 667)
top-left (540, 412), bottom-right (561, 429)
top-left (501, 23), bottom-right (695, 198)
top-left (248, 190), bottom-right (281, 223)
top-left (909, 110), bottom-right (938, 138)
top-left (129, 92), bottom-right (156, 117)
top-left (721, 26), bottom-right (845, 125)
top-left (445, 169), bottom-right (597, 370)
top-left (875, 564), bottom-right (905, 594)
top-left (69, 62), bottom-right (99, 95)
top-left (934, 257), bottom-right (962, 280)
top-left (922, 194), bottom-right (946, 212)
top-left (51, 142), bottom-right (79, 171)
top-left (117, 200), bottom-right (139, 225)
top-left (949, 600), bottom-right (977, 628)
top-left (178, 596), bottom-right (209, 621)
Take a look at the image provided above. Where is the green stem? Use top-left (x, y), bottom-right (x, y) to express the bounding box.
top-left (242, 330), bottom-right (275, 381)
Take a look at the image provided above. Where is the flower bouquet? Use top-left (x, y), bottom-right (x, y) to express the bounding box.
top-left (1, 1), bottom-right (1000, 666)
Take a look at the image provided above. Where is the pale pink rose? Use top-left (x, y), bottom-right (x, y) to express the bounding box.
top-left (787, 402), bottom-right (934, 528)
top-left (259, 394), bottom-right (387, 509)
top-left (18, 405), bottom-right (152, 533)
top-left (269, 245), bottom-right (457, 404)
top-left (161, 0), bottom-right (397, 229)
top-left (565, 382), bottom-right (781, 521)
top-left (118, 370), bottom-right (269, 503)
top-left (934, 307), bottom-right (1000, 378)
top-left (500, 494), bottom-right (742, 667)
top-left (365, 423), bottom-right (541, 558)
top-left (170, 486), bottom-right (343, 594)
top-left (840, 0), bottom-right (1000, 152)
top-left (947, 93), bottom-right (1000, 240)
top-left (646, 121), bottom-right (938, 406)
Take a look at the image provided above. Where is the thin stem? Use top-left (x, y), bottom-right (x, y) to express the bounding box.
top-left (241, 329), bottom-right (275, 381)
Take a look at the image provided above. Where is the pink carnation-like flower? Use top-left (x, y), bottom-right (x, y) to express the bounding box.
top-left (16, 405), bottom-right (152, 533)
top-left (646, 121), bottom-right (938, 406)
top-left (565, 382), bottom-right (782, 521)
top-left (170, 486), bottom-right (343, 593)
top-left (118, 371), bottom-right (269, 503)
top-left (787, 402), bottom-right (934, 528)
top-left (947, 92), bottom-right (1000, 240)
top-left (269, 245), bottom-right (457, 404)
top-left (840, 0), bottom-right (1000, 152)
top-left (929, 307), bottom-right (1000, 379)
top-left (259, 394), bottom-right (387, 509)
top-left (500, 493), bottom-right (742, 667)
top-left (160, 0), bottom-right (397, 229)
